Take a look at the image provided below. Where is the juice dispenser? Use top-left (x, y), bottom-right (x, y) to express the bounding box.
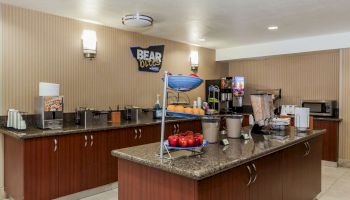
top-left (35, 96), bottom-right (64, 129)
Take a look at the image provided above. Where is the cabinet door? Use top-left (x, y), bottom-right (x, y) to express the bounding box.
top-left (81, 131), bottom-right (108, 190)
top-left (105, 130), bottom-right (120, 183)
top-left (123, 127), bottom-right (140, 147)
top-left (313, 120), bottom-right (338, 162)
top-left (24, 137), bottom-right (59, 200)
top-left (282, 142), bottom-right (309, 200)
top-left (58, 134), bottom-right (83, 197)
top-left (249, 152), bottom-right (282, 200)
top-left (304, 136), bottom-right (322, 200)
top-left (198, 164), bottom-right (250, 200)
top-left (165, 122), bottom-right (177, 137)
top-left (141, 125), bottom-right (161, 144)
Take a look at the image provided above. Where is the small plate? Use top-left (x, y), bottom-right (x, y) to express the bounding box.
top-left (164, 139), bottom-right (209, 150)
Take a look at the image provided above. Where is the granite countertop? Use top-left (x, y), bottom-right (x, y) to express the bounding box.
top-left (0, 117), bottom-right (199, 139)
top-left (112, 127), bottom-right (325, 180)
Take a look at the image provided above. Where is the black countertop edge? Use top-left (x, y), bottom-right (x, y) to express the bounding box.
top-left (0, 117), bottom-right (200, 140)
top-left (112, 129), bottom-right (325, 180)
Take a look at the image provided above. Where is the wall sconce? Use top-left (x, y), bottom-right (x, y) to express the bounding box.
top-left (190, 51), bottom-right (199, 71)
top-left (81, 29), bottom-right (97, 59)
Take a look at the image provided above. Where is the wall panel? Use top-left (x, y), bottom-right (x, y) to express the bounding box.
top-left (228, 50), bottom-right (339, 106)
top-left (340, 49), bottom-right (350, 160)
top-left (0, 4), bottom-right (228, 114)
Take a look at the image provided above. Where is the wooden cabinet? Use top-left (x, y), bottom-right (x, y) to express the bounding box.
top-left (249, 152), bottom-right (282, 200)
top-left (313, 120), bottom-right (339, 162)
top-left (81, 131), bottom-right (108, 190)
top-left (282, 136), bottom-right (322, 200)
top-left (198, 164), bottom-right (250, 200)
top-left (165, 120), bottom-right (202, 137)
top-left (198, 152), bottom-right (282, 200)
top-left (118, 135), bottom-right (322, 200)
top-left (4, 120), bottom-right (201, 199)
top-left (24, 137), bottom-right (59, 200)
top-left (58, 134), bottom-right (83, 196)
top-left (4, 135), bottom-right (59, 200)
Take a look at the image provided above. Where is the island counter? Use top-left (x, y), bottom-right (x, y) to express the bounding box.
top-left (112, 128), bottom-right (324, 200)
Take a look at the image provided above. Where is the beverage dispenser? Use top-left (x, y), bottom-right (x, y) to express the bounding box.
top-left (35, 96), bottom-right (64, 129)
top-left (220, 77), bottom-right (233, 113)
top-left (232, 76), bottom-right (244, 113)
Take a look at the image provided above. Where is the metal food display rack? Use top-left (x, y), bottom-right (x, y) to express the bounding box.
top-left (159, 71), bottom-right (205, 160)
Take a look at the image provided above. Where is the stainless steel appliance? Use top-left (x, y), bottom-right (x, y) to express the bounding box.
top-left (205, 76), bottom-right (245, 114)
top-left (121, 106), bottom-right (141, 121)
top-left (35, 96), bottom-right (63, 129)
top-left (75, 108), bottom-right (108, 126)
top-left (301, 100), bottom-right (337, 117)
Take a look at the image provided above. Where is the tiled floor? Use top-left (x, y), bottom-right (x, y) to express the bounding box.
top-left (317, 166), bottom-right (350, 200)
top-left (79, 166), bottom-right (350, 200)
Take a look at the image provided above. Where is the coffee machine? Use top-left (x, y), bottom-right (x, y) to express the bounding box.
top-left (36, 96), bottom-right (64, 129)
top-left (219, 77), bottom-right (233, 113)
top-left (205, 76), bottom-right (245, 114)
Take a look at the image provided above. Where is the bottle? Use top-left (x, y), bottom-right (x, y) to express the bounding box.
top-left (153, 94), bottom-right (162, 119)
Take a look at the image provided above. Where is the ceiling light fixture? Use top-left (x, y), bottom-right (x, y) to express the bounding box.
top-left (199, 38), bottom-right (206, 42)
top-left (122, 14), bottom-right (153, 27)
top-left (268, 26), bottom-right (279, 30)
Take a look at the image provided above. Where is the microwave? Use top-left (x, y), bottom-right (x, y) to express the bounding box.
top-left (301, 100), bottom-right (337, 117)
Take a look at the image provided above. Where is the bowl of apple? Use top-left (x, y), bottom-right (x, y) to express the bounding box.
top-left (165, 131), bottom-right (208, 150)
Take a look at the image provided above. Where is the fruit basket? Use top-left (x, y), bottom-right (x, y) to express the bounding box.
top-left (159, 72), bottom-right (204, 159)
top-left (164, 139), bottom-right (208, 150)
top-left (162, 132), bottom-right (208, 159)
top-left (162, 75), bottom-right (203, 92)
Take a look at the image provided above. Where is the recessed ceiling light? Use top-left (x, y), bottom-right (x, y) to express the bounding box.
top-left (268, 26), bottom-right (279, 30)
top-left (199, 38), bottom-right (206, 42)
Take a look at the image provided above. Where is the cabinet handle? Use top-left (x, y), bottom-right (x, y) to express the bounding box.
top-left (307, 142), bottom-right (311, 156)
top-left (138, 129), bottom-right (142, 139)
top-left (84, 135), bottom-right (88, 147)
top-left (252, 163), bottom-right (257, 183)
top-left (303, 142), bottom-right (309, 157)
top-left (90, 135), bottom-right (94, 147)
top-left (53, 139), bottom-right (58, 152)
top-left (173, 124), bottom-right (177, 134)
top-left (177, 124), bottom-right (180, 133)
top-left (134, 129), bottom-right (138, 139)
top-left (246, 165), bottom-right (253, 186)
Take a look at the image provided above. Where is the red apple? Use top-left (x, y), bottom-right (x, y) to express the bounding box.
top-left (179, 138), bottom-right (188, 147)
top-left (193, 137), bottom-right (200, 146)
top-left (187, 138), bottom-right (194, 147)
top-left (195, 134), bottom-right (204, 145)
top-left (168, 135), bottom-right (178, 147)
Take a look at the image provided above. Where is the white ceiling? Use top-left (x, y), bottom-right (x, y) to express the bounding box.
top-left (2, 0), bottom-right (350, 49)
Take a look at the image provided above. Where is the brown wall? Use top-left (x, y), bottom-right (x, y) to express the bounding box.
top-left (0, 4), bottom-right (228, 115)
top-left (228, 50), bottom-right (340, 106)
